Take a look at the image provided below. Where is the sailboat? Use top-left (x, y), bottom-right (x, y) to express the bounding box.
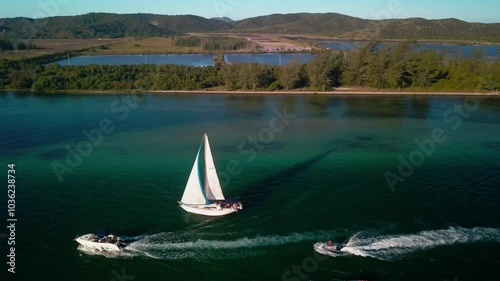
top-left (179, 134), bottom-right (242, 216)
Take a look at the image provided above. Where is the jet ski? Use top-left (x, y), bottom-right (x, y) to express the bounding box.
top-left (314, 240), bottom-right (345, 256)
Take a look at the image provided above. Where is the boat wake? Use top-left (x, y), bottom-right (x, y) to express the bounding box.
top-left (77, 227), bottom-right (500, 261)
top-left (82, 230), bottom-right (336, 260)
top-left (135, 230), bottom-right (335, 249)
top-left (319, 227), bottom-right (500, 260)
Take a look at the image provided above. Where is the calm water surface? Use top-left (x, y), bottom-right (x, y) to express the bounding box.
top-left (324, 41), bottom-right (500, 60)
top-left (52, 53), bottom-right (314, 66)
top-left (1, 93), bottom-right (499, 281)
top-left (52, 43), bottom-right (500, 67)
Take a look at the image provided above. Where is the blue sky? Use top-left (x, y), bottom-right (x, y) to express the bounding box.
top-left (3, 0), bottom-right (499, 22)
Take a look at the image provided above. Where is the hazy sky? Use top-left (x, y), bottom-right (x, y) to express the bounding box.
top-left (3, 0), bottom-right (499, 22)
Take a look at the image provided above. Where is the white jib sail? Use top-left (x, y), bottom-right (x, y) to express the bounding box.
top-left (181, 143), bottom-right (207, 205)
top-left (203, 135), bottom-right (225, 201)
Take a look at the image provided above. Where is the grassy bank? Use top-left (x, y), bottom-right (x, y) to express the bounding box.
top-left (0, 36), bottom-right (264, 61)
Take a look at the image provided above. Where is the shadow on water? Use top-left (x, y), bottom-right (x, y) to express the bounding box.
top-left (220, 142), bottom-right (285, 154)
top-left (482, 141), bottom-right (500, 152)
top-left (237, 148), bottom-right (337, 209)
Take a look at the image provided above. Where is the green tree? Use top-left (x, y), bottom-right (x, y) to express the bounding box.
top-left (221, 64), bottom-right (241, 90)
top-left (342, 41), bottom-right (378, 86)
top-left (16, 41), bottom-right (27, 50)
top-left (306, 52), bottom-right (343, 91)
top-left (411, 51), bottom-right (445, 88)
top-left (366, 46), bottom-right (391, 88)
top-left (383, 40), bottom-right (417, 88)
top-left (0, 39), bottom-right (14, 51)
top-left (279, 57), bottom-right (304, 90)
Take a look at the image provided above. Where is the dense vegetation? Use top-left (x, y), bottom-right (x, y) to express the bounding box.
top-left (0, 38), bottom-right (37, 51)
top-left (0, 13), bottom-right (231, 39)
top-left (1, 12), bottom-right (499, 42)
top-left (0, 38), bottom-right (13, 51)
top-left (234, 14), bottom-right (500, 42)
top-left (175, 36), bottom-right (251, 51)
top-left (1, 42), bottom-right (499, 92)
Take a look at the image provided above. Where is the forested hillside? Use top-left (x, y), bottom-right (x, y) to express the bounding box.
top-left (233, 13), bottom-right (500, 42)
top-left (0, 13), bottom-right (231, 39)
top-left (1, 12), bottom-right (499, 41)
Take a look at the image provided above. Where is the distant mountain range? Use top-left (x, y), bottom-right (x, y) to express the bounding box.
top-left (1, 12), bottom-right (499, 42)
top-left (0, 13), bottom-right (232, 39)
top-left (211, 17), bottom-right (234, 23)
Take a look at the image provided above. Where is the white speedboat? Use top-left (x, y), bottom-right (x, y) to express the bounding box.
top-left (314, 240), bottom-right (344, 256)
top-left (179, 134), bottom-right (243, 217)
top-left (75, 233), bottom-right (127, 252)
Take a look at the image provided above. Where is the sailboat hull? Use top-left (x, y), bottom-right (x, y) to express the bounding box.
top-left (180, 204), bottom-right (239, 217)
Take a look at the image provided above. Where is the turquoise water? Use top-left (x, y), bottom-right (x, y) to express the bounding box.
top-left (52, 53), bottom-right (314, 66)
top-left (1, 93), bottom-right (500, 281)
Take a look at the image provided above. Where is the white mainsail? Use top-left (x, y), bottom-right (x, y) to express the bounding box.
top-left (180, 144), bottom-right (207, 205)
top-left (203, 135), bottom-right (225, 201)
top-left (179, 134), bottom-right (242, 216)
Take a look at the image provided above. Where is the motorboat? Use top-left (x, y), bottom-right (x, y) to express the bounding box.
top-left (75, 233), bottom-right (127, 252)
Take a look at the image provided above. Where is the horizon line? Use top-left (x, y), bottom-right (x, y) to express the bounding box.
top-left (1, 11), bottom-right (498, 24)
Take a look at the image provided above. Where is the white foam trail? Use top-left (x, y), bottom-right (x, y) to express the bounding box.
top-left (119, 230), bottom-right (337, 260)
top-left (340, 227), bottom-right (500, 260)
top-left (132, 231), bottom-right (332, 250)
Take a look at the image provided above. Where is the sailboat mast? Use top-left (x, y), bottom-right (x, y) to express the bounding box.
top-left (203, 135), bottom-right (210, 202)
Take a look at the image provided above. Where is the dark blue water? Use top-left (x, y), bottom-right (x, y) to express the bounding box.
top-left (52, 42), bottom-right (500, 68)
top-left (53, 54), bottom-right (215, 66)
top-left (225, 53), bottom-right (314, 65)
top-left (324, 41), bottom-right (500, 60)
top-left (52, 53), bottom-right (315, 66)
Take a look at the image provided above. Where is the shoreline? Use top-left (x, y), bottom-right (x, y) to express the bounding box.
top-left (151, 90), bottom-right (500, 96)
top-left (3, 36), bottom-right (499, 61)
top-left (2, 88), bottom-right (500, 96)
